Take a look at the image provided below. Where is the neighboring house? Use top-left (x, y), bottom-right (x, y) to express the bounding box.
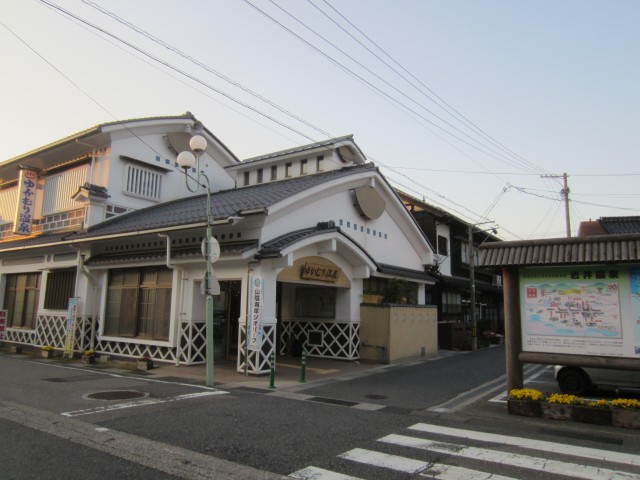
top-left (578, 216), bottom-right (640, 237)
top-left (398, 192), bottom-right (504, 347)
top-left (0, 114), bottom-right (437, 374)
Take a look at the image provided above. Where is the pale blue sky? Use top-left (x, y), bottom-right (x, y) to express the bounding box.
top-left (1, 0), bottom-right (639, 240)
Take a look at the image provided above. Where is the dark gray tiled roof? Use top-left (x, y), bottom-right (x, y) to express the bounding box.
top-left (600, 216), bottom-right (640, 234)
top-left (73, 164), bottom-right (377, 240)
top-left (479, 233), bottom-right (640, 268)
top-left (0, 232), bottom-right (72, 251)
top-left (377, 263), bottom-right (436, 282)
top-left (256, 225), bottom-right (339, 258)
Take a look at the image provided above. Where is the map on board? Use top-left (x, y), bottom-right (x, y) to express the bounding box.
top-left (628, 269), bottom-right (640, 354)
top-left (523, 281), bottom-right (622, 338)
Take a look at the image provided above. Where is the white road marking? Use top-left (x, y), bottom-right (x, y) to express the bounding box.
top-left (409, 423), bottom-right (640, 467)
top-left (489, 364), bottom-right (553, 403)
top-left (338, 448), bottom-right (428, 474)
top-left (379, 434), bottom-right (640, 480)
top-left (62, 391), bottom-right (226, 417)
top-left (289, 466), bottom-right (364, 480)
top-left (419, 463), bottom-right (518, 480)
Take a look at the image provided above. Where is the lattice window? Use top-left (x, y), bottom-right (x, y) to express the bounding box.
top-left (42, 165), bottom-right (88, 215)
top-left (124, 164), bottom-right (162, 200)
top-left (44, 269), bottom-right (76, 310)
top-left (0, 187), bottom-right (17, 225)
top-left (4, 272), bottom-right (41, 329)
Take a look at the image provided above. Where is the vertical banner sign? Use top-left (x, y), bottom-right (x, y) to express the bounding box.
top-left (64, 298), bottom-right (79, 358)
top-left (13, 168), bottom-right (38, 235)
top-left (247, 276), bottom-right (264, 351)
top-left (0, 310), bottom-right (7, 342)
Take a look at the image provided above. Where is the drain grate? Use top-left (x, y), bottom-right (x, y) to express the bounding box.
top-left (86, 390), bottom-right (147, 401)
top-left (308, 396), bottom-right (359, 407)
top-left (539, 427), bottom-right (623, 445)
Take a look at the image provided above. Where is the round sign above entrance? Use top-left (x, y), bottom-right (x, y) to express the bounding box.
top-left (354, 186), bottom-right (385, 220)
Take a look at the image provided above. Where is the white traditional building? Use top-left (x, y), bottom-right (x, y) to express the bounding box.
top-left (0, 114), bottom-right (436, 374)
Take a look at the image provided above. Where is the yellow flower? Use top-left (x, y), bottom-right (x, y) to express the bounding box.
top-left (83, 349), bottom-right (95, 356)
top-left (546, 393), bottom-right (579, 405)
top-left (611, 398), bottom-right (640, 410)
top-left (42, 345), bottom-right (53, 351)
top-left (508, 388), bottom-right (544, 401)
top-left (577, 399), bottom-right (610, 409)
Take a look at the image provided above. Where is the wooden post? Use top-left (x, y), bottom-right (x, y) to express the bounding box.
top-left (503, 267), bottom-right (523, 392)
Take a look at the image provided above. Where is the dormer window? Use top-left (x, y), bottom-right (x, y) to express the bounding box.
top-left (300, 159), bottom-right (308, 175)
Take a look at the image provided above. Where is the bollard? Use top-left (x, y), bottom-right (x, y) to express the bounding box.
top-left (299, 350), bottom-right (307, 383)
top-left (269, 351), bottom-right (276, 389)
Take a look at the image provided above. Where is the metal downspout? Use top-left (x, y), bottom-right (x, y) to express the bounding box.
top-left (158, 233), bottom-right (182, 366)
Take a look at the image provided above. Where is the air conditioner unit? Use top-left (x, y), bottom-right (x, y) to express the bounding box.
top-left (492, 275), bottom-right (502, 287)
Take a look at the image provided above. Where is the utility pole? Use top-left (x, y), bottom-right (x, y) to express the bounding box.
top-left (541, 173), bottom-right (571, 237)
top-left (468, 224), bottom-right (477, 351)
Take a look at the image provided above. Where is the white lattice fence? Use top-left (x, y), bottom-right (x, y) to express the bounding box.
top-left (5, 314), bottom-right (92, 353)
top-left (237, 324), bottom-right (276, 375)
top-left (280, 321), bottom-right (360, 360)
top-left (95, 339), bottom-right (176, 363)
top-left (178, 321), bottom-right (206, 365)
top-left (4, 329), bottom-right (36, 345)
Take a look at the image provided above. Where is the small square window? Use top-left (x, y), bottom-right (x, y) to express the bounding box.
top-left (271, 165), bottom-right (278, 181)
top-left (316, 155), bottom-right (324, 172)
top-left (285, 162), bottom-right (293, 177)
top-left (257, 168), bottom-right (263, 183)
top-left (243, 171), bottom-right (250, 186)
top-left (300, 159), bottom-right (308, 175)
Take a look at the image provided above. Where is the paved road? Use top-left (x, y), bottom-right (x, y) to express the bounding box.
top-left (2, 348), bottom-right (639, 479)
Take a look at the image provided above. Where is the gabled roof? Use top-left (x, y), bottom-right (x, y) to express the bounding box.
top-left (237, 135), bottom-right (364, 166)
top-left (599, 216), bottom-right (640, 234)
top-left (479, 233), bottom-right (640, 268)
top-left (63, 163), bottom-right (376, 242)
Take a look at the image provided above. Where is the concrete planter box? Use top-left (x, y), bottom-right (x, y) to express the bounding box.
top-left (360, 304), bottom-right (437, 363)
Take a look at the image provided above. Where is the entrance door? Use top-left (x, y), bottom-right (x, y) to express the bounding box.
top-left (213, 281), bottom-right (241, 360)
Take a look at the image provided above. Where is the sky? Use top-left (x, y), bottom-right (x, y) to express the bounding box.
top-left (1, 0), bottom-right (639, 241)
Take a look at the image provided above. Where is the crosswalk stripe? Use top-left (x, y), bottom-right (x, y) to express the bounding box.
top-left (338, 448), bottom-right (428, 474)
top-left (419, 463), bottom-right (518, 480)
top-left (289, 466), bottom-right (364, 480)
top-left (409, 423), bottom-right (640, 467)
top-left (379, 434), bottom-right (640, 480)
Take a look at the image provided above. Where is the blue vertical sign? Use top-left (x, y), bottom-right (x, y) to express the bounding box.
top-left (247, 276), bottom-right (264, 351)
top-left (64, 298), bottom-right (79, 358)
top-left (13, 168), bottom-right (38, 235)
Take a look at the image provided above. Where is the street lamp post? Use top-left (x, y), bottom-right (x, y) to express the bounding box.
top-left (177, 134), bottom-right (219, 387)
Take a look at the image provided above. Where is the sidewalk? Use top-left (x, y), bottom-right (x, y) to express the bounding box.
top-left (145, 355), bottom-right (389, 391)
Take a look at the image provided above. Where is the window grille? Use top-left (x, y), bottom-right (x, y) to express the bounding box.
top-left (0, 187), bottom-right (17, 224)
top-left (43, 165), bottom-right (89, 215)
top-left (124, 164), bottom-right (162, 200)
top-left (44, 269), bottom-right (76, 310)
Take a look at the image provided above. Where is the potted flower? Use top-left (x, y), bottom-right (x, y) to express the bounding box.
top-left (611, 398), bottom-right (640, 429)
top-left (507, 388), bottom-right (544, 417)
top-left (573, 398), bottom-right (612, 425)
top-left (541, 393), bottom-right (578, 420)
top-left (136, 356), bottom-right (154, 371)
top-left (41, 345), bottom-right (54, 359)
top-left (81, 349), bottom-right (96, 364)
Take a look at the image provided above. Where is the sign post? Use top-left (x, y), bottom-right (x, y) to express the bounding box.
top-left (63, 298), bottom-right (79, 358)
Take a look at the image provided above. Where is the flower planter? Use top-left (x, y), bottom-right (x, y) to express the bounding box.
top-left (41, 350), bottom-right (54, 359)
top-left (9, 345), bottom-right (22, 354)
top-left (81, 355), bottom-right (95, 364)
top-left (541, 402), bottom-right (573, 420)
top-left (572, 405), bottom-right (612, 425)
top-left (611, 409), bottom-right (640, 430)
top-left (507, 399), bottom-right (541, 417)
top-left (136, 358), bottom-right (154, 371)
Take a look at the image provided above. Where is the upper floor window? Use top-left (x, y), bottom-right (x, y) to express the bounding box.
top-left (316, 155), bottom-right (324, 172)
top-left (257, 168), bottom-right (264, 184)
top-left (437, 235), bottom-right (448, 256)
top-left (243, 171), bottom-right (250, 186)
top-left (300, 159), bottom-right (308, 175)
top-left (124, 164), bottom-right (162, 200)
top-left (461, 242), bottom-right (478, 265)
top-left (3, 272), bottom-right (41, 329)
top-left (285, 162), bottom-right (293, 178)
top-left (271, 165), bottom-right (278, 181)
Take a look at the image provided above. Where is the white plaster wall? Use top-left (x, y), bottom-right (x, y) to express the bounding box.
top-left (263, 187), bottom-right (431, 271)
